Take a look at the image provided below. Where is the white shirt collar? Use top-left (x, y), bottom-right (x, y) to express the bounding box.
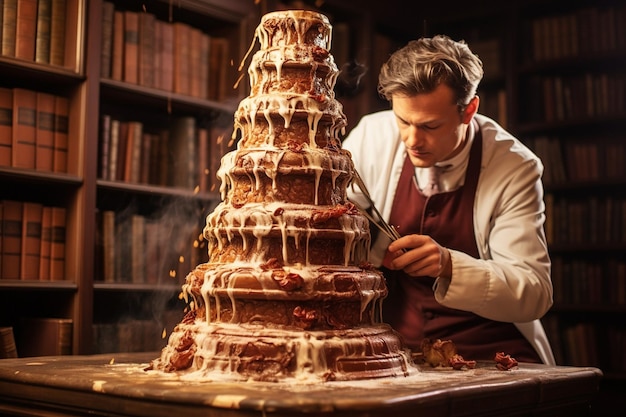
top-left (414, 120), bottom-right (476, 192)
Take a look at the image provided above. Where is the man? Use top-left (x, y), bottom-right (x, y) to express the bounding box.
top-left (342, 35), bottom-right (555, 364)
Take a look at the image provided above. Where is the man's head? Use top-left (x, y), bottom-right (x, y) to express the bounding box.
top-left (379, 36), bottom-right (484, 167)
top-left (378, 35), bottom-right (484, 110)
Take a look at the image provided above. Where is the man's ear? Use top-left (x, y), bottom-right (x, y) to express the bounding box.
top-left (462, 95), bottom-right (479, 124)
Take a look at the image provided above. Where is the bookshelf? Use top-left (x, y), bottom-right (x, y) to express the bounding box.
top-left (423, 0), bottom-right (626, 406)
top-left (0, 0), bottom-right (257, 356)
top-left (514, 0), bottom-right (626, 384)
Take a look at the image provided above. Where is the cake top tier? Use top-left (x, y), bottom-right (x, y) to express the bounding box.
top-left (257, 10), bottom-right (332, 50)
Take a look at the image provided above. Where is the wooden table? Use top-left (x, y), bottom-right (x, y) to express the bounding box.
top-left (0, 352), bottom-right (602, 417)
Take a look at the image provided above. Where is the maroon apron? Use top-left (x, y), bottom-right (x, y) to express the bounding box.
top-left (382, 123), bottom-right (541, 362)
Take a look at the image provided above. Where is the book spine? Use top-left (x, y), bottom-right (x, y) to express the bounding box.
top-left (173, 22), bottom-right (190, 95)
top-left (1, 0), bottom-right (18, 57)
top-left (12, 88), bottom-right (37, 169)
top-left (18, 318), bottom-right (72, 356)
top-left (1, 200), bottom-right (23, 280)
top-left (35, 92), bottom-right (55, 171)
top-left (0, 327), bottom-right (18, 358)
top-left (49, 205), bottom-right (66, 281)
top-left (123, 10), bottom-right (139, 84)
top-left (159, 20), bottom-right (174, 92)
top-left (102, 210), bottom-right (115, 282)
top-left (111, 9), bottom-right (124, 81)
top-left (15, 0), bottom-right (37, 61)
top-left (20, 201), bottom-right (43, 280)
top-left (131, 214), bottom-right (145, 283)
top-left (39, 205), bottom-right (51, 280)
top-left (138, 12), bottom-right (155, 88)
top-left (0, 87), bottom-right (12, 166)
top-left (99, 114), bottom-right (111, 179)
top-left (35, 0), bottom-right (52, 63)
top-left (0, 327), bottom-right (17, 359)
top-left (100, 1), bottom-right (115, 78)
top-left (49, 0), bottom-right (66, 66)
top-left (52, 95), bottom-right (68, 173)
top-left (108, 119), bottom-right (120, 181)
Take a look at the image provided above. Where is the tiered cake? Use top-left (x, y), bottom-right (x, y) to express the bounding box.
top-left (150, 10), bottom-right (413, 382)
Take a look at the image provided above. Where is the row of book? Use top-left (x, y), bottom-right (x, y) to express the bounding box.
top-left (94, 209), bottom-right (206, 285)
top-left (0, 318), bottom-right (72, 358)
top-left (0, 87), bottom-right (69, 173)
top-left (92, 311), bottom-right (182, 354)
top-left (523, 73), bottom-right (626, 125)
top-left (525, 4), bottom-right (626, 63)
top-left (526, 136), bottom-right (626, 186)
top-left (543, 316), bottom-right (625, 371)
top-left (545, 195), bottom-right (626, 247)
top-left (551, 256), bottom-right (626, 306)
top-left (99, 115), bottom-right (233, 192)
top-left (100, 1), bottom-right (231, 101)
top-left (0, 199), bottom-right (66, 281)
top-left (0, 0), bottom-right (67, 66)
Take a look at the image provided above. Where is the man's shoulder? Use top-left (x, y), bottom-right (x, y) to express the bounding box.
top-left (354, 109), bottom-right (396, 127)
top-left (476, 114), bottom-right (543, 175)
top-left (344, 110), bottom-right (397, 147)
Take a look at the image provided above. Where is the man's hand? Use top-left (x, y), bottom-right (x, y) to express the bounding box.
top-left (384, 234), bottom-right (452, 278)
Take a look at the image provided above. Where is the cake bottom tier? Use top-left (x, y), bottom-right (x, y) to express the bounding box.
top-left (151, 322), bottom-right (415, 382)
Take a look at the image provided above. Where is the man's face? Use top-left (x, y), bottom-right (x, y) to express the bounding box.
top-left (392, 84), bottom-right (474, 168)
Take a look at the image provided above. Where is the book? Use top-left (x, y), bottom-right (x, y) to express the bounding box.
top-left (1, 0), bottom-right (18, 57)
top-left (12, 88), bottom-right (37, 169)
top-left (144, 218), bottom-right (159, 284)
top-left (157, 128), bottom-right (170, 186)
top-left (140, 132), bottom-right (152, 184)
top-left (173, 22), bottom-right (191, 95)
top-left (123, 10), bottom-right (139, 84)
top-left (39, 205), bottom-right (51, 280)
top-left (34, 0), bottom-right (52, 63)
top-left (100, 1), bottom-right (115, 78)
top-left (15, 0), bottom-right (37, 61)
top-left (115, 121), bottom-right (128, 181)
top-left (110, 9), bottom-right (124, 81)
top-left (123, 121), bottom-right (142, 183)
top-left (170, 116), bottom-right (196, 189)
top-left (0, 87), bottom-right (12, 166)
top-left (49, 206), bottom-right (65, 281)
top-left (52, 95), bottom-right (68, 173)
top-left (101, 210), bottom-right (115, 282)
top-left (138, 11), bottom-right (155, 88)
top-left (131, 214), bottom-right (145, 283)
top-left (1, 200), bottom-right (23, 280)
top-left (18, 317), bottom-right (72, 356)
top-left (0, 327), bottom-right (18, 358)
top-left (35, 92), bottom-right (55, 172)
top-left (49, 0), bottom-right (65, 66)
top-left (197, 127), bottom-right (209, 192)
top-left (157, 20), bottom-right (174, 92)
top-left (200, 32), bottom-right (210, 99)
top-left (20, 201), bottom-right (43, 280)
top-left (208, 37), bottom-right (230, 101)
top-left (114, 212), bottom-right (132, 282)
top-left (107, 118), bottom-right (120, 181)
top-left (99, 114), bottom-right (111, 179)
top-left (188, 26), bottom-right (203, 98)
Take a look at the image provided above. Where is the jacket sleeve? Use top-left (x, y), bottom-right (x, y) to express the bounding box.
top-left (433, 155), bottom-right (554, 323)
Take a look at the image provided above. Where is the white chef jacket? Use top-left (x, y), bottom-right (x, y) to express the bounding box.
top-left (343, 110), bottom-right (556, 365)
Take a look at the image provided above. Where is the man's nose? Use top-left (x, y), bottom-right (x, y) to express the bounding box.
top-left (405, 125), bottom-right (424, 148)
